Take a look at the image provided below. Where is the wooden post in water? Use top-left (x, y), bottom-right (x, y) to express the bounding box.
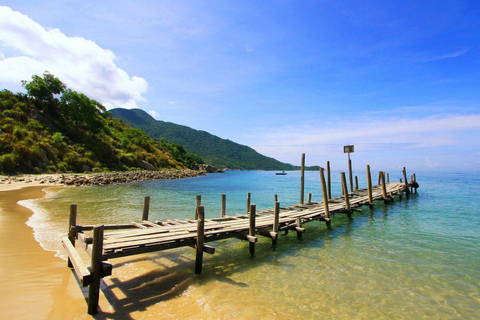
top-left (296, 217), bottom-right (303, 240)
top-left (142, 196), bottom-right (150, 221)
top-left (274, 194), bottom-right (278, 202)
top-left (300, 153), bottom-right (305, 204)
top-left (349, 158), bottom-right (354, 192)
top-left (327, 161), bottom-right (332, 199)
top-left (88, 225), bottom-right (104, 315)
top-left (403, 167), bottom-right (410, 194)
top-left (272, 201), bottom-right (280, 246)
top-left (378, 171), bottom-right (382, 186)
top-left (67, 204), bottom-right (77, 268)
top-left (247, 193), bottom-right (251, 215)
top-left (249, 204), bottom-right (256, 256)
top-left (307, 193), bottom-right (312, 204)
top-left (319, 168), bottom-right (331, 228)
top-left (195, 195), bottom-right (201, 219)
top-left (381, 172), bottom-right (388, 200)
top-left (221, 194), bottom-right (226, 217)
top-left (195, 206), bottom-right (205, 274)
top-left (355, 176), bottom-right (359, 191)
top-left (387, 173), bottom-right (390, 184)
top-left (340, 172), bottom-right (351, 219)
top-left (366, 165), bottom-right (373, 206)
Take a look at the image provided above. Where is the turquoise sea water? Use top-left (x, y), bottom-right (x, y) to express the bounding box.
top-left (22, 170), bottom-right (480, 318)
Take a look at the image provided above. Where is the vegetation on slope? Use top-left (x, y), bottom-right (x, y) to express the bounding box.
top-left (110, 108), bottom-right (294, 170)
top-left (0, 72), bottom-right (202, 174)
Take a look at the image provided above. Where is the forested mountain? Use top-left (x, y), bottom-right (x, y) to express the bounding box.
top-left (0, 73), bottom-right (200, 174)
top-left (110, 108), bottom-right (294, 170)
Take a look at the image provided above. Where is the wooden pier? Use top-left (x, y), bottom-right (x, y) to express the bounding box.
top-left (63, 164), bottom-right (418, 315)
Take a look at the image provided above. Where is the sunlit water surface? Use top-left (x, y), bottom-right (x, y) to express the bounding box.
top-left (21, 170), bottom-right (480, 319)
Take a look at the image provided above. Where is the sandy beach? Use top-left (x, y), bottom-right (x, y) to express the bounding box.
top-left (0, 186), bottom-right (91, 319)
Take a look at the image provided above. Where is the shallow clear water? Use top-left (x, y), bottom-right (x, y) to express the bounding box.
top-left (22, 170), bottom-right (480, 318)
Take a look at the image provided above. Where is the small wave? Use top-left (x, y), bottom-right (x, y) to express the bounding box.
top-left (19, 193), bottom-right (68, 260)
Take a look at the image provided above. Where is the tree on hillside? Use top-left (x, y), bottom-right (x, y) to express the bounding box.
top-left (22, 72), bottom-right (66, 112)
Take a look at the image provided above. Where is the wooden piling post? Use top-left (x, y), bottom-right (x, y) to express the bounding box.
top-left (381, 172), bottom-right (388, 200)
top-left (319, 168), bottom-right (331, 228)
top-left (387, 173), bottom-right (390, 184)
top-left (272, 202), bottom-right (279, 246)
top-left (307, 193), bottom-right (312, 204)
top-left (349, 158), bottom-right (354, 192)
top-left (195, 206), bottom-right (205, 274)
top-left (300, 153), bottom-right (305, 204)
top-left (327, 161), bottom-right (332, 199)
top-left (274, 194), bottom-right (278, 202)
top-left (67, 204), bottom-right (77, 268)
top-left (247, 193), bottom-right (251, 215)
top-left (87, 225), bottom-right (104, 315)
top-left (378, 171), bottom-right (382, 186)
top-left (341, 172), bottom-right (351, 218)
top-left (195, 195), bottom-right (201, 219)
top-left (403, 167), bottom-right (410, 194)
top-left (296, 217), bottom-right (303, 240)
top-left (366, 165), bottom-right (373, 206)
top-left (249, 204), bottom-right (256, 256)
top-left (142, 196), bottom-right (150, 221)
top-left (355, 176), bottom-right (359, 191)
top-left (221, 194), bottom-right (226, 217)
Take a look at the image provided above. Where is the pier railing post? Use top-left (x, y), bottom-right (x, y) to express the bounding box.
top-left (319, 168), bottom-right (331, 229)
top-left (402, 167), bottom-right (410, 194)
top-left (300, 153), bottom-right (305, 204)
top-left (381, 172), bottom-right (388, 201)
top-left (249, 204), bottom-right (256, 256)
top-left (221, 194), bottom-right (226, 217)
top-left (355, 176), bottom-right (359, 191)
top-left (349, 158), bottom-right (354, 192)
top-left (142, 196), bottom-right (150, 221)
top-left (327, 161), bottom-right (332, 199)
top-left (366, 165), bottom-right (373, 206)
top-left (67, 204), bottom-right (77, 268)
top-left (195, 195), bottom-right (201, 219)
top-left (341, 172), bottom-right (351, 219)
top-left (195, 206), bottom-right (205, 274)
top-left (88, 225), bottom-right (104, 315)
top-left (272, 202), bottom-right (280, 246)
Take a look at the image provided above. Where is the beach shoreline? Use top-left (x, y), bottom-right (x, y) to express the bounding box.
top-left (0, 169), bottom-right (205, 192)
top-left (0, 186), bottom-right (92, 319)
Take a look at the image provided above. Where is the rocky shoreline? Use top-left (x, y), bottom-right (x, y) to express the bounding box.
top-left (0, 169), bottom-right (210, 188)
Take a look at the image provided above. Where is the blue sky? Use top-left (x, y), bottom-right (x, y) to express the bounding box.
top-left (1, 1), bottom-right (479, 171)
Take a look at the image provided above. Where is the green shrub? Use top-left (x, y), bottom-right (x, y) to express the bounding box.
top-left (0, 153), bottom-right (17, 172)
top-left (52, 132), bottom-right (65, 144)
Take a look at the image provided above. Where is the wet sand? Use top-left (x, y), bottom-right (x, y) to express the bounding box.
top-left (0, 186), bottom-right (91, 319)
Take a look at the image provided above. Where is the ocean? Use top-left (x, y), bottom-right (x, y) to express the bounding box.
top-left (20, 170), bottom-right (480, 319)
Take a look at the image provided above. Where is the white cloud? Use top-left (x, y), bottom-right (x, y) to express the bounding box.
top-left (147, 110), bottom-right (160, 119)
top-left (429, 48), bottom-right (469, 61)
top-left (247, 113), bottom-right (480, 167)
top-left (0, 6), bottom-right (148, 109)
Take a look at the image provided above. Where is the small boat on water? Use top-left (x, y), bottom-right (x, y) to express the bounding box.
top-left (276, 171), bottom-right (287, 175)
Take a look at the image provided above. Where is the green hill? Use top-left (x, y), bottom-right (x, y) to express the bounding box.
top-left (110, 108), bottom-right (293, 170)
top-left (0, 73), bottom-right (196, 174)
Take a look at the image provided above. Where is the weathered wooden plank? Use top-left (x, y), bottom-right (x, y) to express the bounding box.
top-left (62, 237), bottom-right (91, 287)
